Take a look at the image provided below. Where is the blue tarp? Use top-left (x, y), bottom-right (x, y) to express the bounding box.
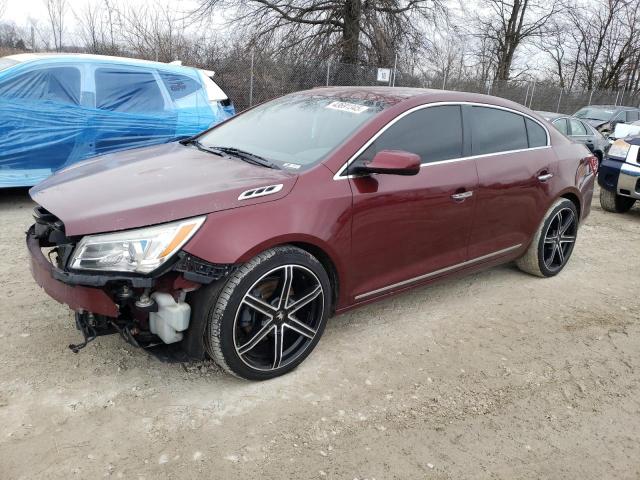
top-left (0, 56), bottom-right (234, 187)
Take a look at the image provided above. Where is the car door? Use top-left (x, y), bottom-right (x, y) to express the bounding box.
top-left (568, 118), bottom-right (596, 153)
top-left (0, 64), bottom-right (82, 180)
top-left (346, 104), bottom-right (479, 300)
top-left (466, 105), bottom-right (554, 259)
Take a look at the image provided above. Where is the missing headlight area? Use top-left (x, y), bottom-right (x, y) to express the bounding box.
top-left (27, 206), bottom-right (231, 358)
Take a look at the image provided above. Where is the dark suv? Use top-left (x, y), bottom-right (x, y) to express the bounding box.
top-left (574, 105), bottom-right (640, 136)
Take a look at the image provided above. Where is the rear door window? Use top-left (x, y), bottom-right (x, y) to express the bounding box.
top-left (626, 111), bottom-right (640, 122)
top-left (470, 106), bottom-right (528, 155)
top-left (569, 118), bottom-right (588, 136)
top-left (552, 118), bottom-right (569, 135)
top-left (353, 105), bottom-right (463, 168)
top-left (0, 66), bottom-right (80, 105)
top-left (95, 68), bottom-right (165, 113)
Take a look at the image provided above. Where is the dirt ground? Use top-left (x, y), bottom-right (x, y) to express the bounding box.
top-left (1, 187), bottom-right (639, 480)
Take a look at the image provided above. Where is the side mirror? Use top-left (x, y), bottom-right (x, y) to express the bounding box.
top-left (352, 150), bottom-right (421, 176)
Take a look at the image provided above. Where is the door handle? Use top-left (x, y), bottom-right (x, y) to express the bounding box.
top-left (451, 191), bottom-right (473, 201)
top-left (538, 173), bottom-right (554, 182)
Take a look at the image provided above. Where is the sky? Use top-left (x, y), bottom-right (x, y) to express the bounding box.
top-left (2, 0), bottom-right (201, 25)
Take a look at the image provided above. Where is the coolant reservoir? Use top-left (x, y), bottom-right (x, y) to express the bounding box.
top-left (149, 292), bottom-right (191, 344)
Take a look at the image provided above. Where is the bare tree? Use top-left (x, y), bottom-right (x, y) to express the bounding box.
top-left (74, 0), bottom-right (120, 54)
top-left (195, 0), bottom-right (445, 65)
top-left (473, 0), bottom-right (560, 82)
top-left (0, 1), bottom-right (7, 19)
top-left (44, 0), bottom-right (67, 52)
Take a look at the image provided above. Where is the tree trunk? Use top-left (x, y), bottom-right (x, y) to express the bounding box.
top-left (341, 0), bottom-right (362, 64)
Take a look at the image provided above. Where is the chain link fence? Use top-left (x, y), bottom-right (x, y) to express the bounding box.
top-left (214, 55), bottom-right (640, 115)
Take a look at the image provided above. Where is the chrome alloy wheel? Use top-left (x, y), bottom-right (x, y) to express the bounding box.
top-left (542, 207), bottom-right (577, 271)
top-left (233, 265), bottom-right (325, 371)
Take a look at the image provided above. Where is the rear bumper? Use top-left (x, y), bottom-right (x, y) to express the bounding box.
top-left (27, 228), bottom-right (119, 317)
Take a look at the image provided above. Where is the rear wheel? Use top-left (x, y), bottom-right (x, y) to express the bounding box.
top-left (204, 246), bottom-right (331, 380)
top-left (516, 198), bottom-right (579, 278)
top-left (599, 188), bottom-right (635, 213)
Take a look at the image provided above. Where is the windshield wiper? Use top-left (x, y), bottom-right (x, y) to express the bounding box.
top-left (212, 146), bottom-right (280, 170)
top-left (183, 139), bottom-right (225, 157)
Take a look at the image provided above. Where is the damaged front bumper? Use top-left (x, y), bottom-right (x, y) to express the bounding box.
top-left (27, 227), bottom-right (120, 317)
top-left (26, 208), bottom-right (236, 357)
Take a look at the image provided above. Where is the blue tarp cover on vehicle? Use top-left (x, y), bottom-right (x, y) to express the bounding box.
top-left (0, 56), bottom-right (234, 187)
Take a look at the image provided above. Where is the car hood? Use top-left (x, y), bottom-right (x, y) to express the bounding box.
top-left (582, 118), bottom-right (607, 128)
top-left (30, 142), bottom-right (297, 236)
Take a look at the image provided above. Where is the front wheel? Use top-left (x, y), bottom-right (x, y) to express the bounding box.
top-left (203, 246), bottom-right (331, 380)
top-left (599, 188), bottom-right (635, 213)
top-left (516, 198), bottom-right (579, 278)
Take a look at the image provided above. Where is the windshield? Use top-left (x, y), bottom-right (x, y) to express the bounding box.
top-left (197, 94), bottom-right (386, 169)
top-left (0, 58), bottom-right (18, 72)
top-left (574, 107), bottom-right (615, 121)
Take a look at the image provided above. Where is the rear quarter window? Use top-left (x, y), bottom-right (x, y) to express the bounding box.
top-left (526, 118), bottom-right (547, 147)
top-left (470, 106), bottom-right (528, 155)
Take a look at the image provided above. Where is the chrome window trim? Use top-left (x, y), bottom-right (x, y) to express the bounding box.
top-left (333, 101), bottom-right (551, 180)
top-left (354, 244), bottom-right (522, 300)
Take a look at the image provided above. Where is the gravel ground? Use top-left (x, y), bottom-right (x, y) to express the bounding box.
top-left (1, 187), bottom-right (639, 480)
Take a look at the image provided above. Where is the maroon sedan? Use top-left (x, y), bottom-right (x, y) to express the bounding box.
top-left (27, 87), bottom-right (596, 380)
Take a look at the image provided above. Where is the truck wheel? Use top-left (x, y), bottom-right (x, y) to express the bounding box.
top-left (600, 188), bottom-right (635, 213)
top-left (516, 198), bottom-right (578, 278)
top-left (203, 246), bottom-right (331, 380)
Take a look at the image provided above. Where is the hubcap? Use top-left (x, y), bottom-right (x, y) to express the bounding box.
top-left (542, 207), bottom-right (577, 271)
top-left (233, 265), bottom-right (324, 371)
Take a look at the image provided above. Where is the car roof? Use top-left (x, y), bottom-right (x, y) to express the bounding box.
top-left (535, 110), bottom-right (566, 121)
top-left (303, 86), bottom-right (540, 114)
top-left (4, 52), bottom-right (211, 74)
top-left (586, 104), bottom-right (638, 111)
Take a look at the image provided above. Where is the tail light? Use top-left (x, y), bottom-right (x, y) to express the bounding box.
top-left (585, 154), bottom-right (598, 175)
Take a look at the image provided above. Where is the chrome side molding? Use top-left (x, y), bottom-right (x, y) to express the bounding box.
top-left (354, 244), bottom-right (522, 300)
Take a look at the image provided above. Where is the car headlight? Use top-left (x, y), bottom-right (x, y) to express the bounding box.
top-left (608, 140), bottom-right (630, 160)
top-left (69, 217), bottom-right (205, 274)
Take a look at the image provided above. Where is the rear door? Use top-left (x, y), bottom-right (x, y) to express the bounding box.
top-left (466, 105), bottom-right (554, 259)
top-left (347, 104), bottom-right (479, 300)
top-left (568, 118), bottom-right (595, 153)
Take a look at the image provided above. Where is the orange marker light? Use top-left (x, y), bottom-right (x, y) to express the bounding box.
top-left (159, 223), bottom-right (195, 258)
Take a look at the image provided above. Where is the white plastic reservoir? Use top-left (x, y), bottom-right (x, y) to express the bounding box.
top-left (149, 292), bottom-right (191, 344)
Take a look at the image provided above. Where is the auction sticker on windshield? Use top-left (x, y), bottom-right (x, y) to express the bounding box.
top-left (326, 101), bottom-right (369, 114)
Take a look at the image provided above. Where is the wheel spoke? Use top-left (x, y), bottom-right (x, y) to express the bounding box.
top-left (287, 285), bottom-right (322, 314)
top-left (285, 315), bottom-right (317, 339)
top-left (277, 265), bottom-right (294, 310)
top-left (544, 235), bottom-right (558, 244)
top-left (237, 320), bottom-right (274, 355)
top-left (243, 294), bottom-right (277, 317)
top-left (559, 211), bottom-right (574, 235)
top-left (546, 242), bottom-right (557, 266)
top-left (556, 242), bottom-right (565, 264)
top-left (272, 325), bottom-right (284, 369)
top-left (560, 234), bottom-right (575, 243)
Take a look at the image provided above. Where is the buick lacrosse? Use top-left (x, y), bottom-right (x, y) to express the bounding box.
top-left (27, 87), bottom-right (596, 379)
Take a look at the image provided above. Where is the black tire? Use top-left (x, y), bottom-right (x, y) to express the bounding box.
top-left (599, 188), bottom-right (635, 213)
top-left (202, 246), bottom-right (331, 380)
top-left (516, 198), bottom-right (579, 278)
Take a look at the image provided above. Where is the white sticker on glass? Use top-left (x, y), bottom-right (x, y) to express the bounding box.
top-left (283, 163), bottom-right (301, 169)
top-left (326, 101), bottom-right (369, 114)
